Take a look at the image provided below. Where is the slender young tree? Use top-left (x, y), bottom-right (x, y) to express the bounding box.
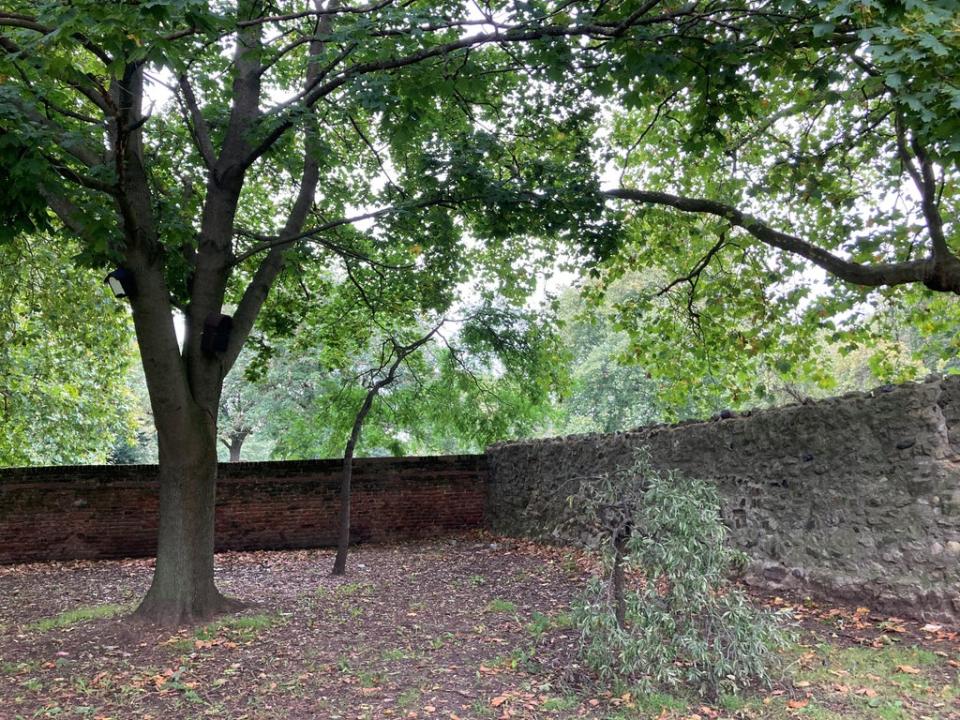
top-left (332, 324), bottom-right (441, 575)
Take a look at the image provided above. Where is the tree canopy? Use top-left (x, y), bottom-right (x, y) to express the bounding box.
top-left (596, 0), bottom-right (959, 406)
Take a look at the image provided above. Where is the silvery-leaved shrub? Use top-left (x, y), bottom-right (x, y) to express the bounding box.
top-left (569, 449), bottom-right (785, 697)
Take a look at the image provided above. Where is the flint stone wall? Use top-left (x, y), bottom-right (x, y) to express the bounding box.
top-left (487, 376), bottom-right (960, 620)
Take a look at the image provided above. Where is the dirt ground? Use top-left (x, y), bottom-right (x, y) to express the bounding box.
top-left (0, 534), bottom-right (958, 719)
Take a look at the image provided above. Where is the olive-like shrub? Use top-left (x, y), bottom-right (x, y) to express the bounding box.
top-left (569, 450), bottom-right (785, 697)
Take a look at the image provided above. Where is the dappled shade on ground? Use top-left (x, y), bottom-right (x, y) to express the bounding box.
top-left (0, 535), bottom-right (958, 719)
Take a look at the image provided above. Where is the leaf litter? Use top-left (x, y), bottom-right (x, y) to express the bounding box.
top-left (0, 533), bottom-right (957, 719)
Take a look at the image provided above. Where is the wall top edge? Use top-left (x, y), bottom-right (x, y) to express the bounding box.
top-left (0, 453), bottom-right (487, 482)
top-left (488, 374), bottom-right (959, 451)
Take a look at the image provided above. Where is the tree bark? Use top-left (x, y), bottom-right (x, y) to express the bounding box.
top-left (228, 436), bottom-right (245, 462)
top-left (604, 188), bottom-right (960, 294)
top-left (222, 429), bottom-right (250, 462)
top-left (332, 394), bottom-right (372, 576)
top-left (332, 447), bottom-right (355, 576)
top-left (134, 403), bottom-right (242, 625)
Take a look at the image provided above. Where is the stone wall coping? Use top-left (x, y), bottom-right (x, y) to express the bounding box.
top-left (487, 375), bottom-right (955, 450)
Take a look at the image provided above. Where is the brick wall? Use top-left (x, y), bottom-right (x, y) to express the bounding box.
top-left (0, 455), bottom-right (486, 564)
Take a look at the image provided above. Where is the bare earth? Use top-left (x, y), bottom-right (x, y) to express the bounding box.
top-left (0, 533), bottom-right (957, 719)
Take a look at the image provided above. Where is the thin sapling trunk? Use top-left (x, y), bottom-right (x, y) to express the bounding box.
top-left (332, 327), bottom-right (441, 575)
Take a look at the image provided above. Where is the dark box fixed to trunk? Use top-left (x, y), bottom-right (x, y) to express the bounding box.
top-left (202, 313), bottom-right (233, 355)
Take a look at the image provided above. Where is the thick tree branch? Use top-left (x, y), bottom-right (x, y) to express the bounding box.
top-left (223, 0), bottom-right (334, 375)
top-left (241, 9), bottom-right (690, 168)
top-left (237, 0), bottom-right (397, 28)
top-left (1, 24), bottom-right (115, 114)
top-left (186, 0), bottom-right (267, 393)
top-left (216, 0), bottom-right (265, 176)
top-left (46, 156), bottom-right (117, 195)
top-left (6, 92), bottom-right (104, 168)
top-left (0, 13), bottom-right (112, 66)
top-left (894, 111), bottom-right (924, 195)
top-left (909, 136), bottom-right (950, 263)
top-left (38, 188), bottom-right (97, 241)
top-left (604, 188), bottom-right (960, 294)
top-left (177, 75), bottom-right (217, 169)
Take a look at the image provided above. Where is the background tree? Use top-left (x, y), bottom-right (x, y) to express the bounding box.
top-left (108, 363), bottom-right (159, 465)
top-left (0, 235), bottom-right (137, 466)
top-left (216, 351), bottom-right (270, 462)
top-left (551, 275), bottom-right (701, 432)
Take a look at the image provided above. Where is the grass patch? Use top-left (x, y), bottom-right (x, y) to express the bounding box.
top-left (396, 687), bottom-right (421, 708)
top-left (24, 603), bottom-right (127, 632)
top-left (380, 647), bottom-right (411, 662)
top-left (714, 641), bottom-right (957, 720)
top-left (428, 632), bottom-right (454, 650)
top-left (526, 610), bottom-right (573, 638)
top-left (488, 646), bottom-right (537, 672)
top-left (167, 638), bottom-right (195, 654)
top-left (541, 695), bottom-right (579, 711)
top-left (628, 691), bottom-right (689, 716)
top-left (196, 613), bottom-right (279, 641)
top-left (484, 598), bottom-right (517, 614)
top-left (792, 642), bottom-right (940, 691)
top-left (336, 582), bottom-right (373, 596)
top-left (2, 660), bottom-right (40, 675)
top-left (356, 670), bottom-right (383, 688)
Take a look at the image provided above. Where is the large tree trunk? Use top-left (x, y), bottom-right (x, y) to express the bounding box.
top-left (134, 404), bottom-right (241, 625)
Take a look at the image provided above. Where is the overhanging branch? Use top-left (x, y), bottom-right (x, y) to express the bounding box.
top-left (240, 8), bottom-right (692, 168)
top-left (603, 188), bottom-right (959, 293)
